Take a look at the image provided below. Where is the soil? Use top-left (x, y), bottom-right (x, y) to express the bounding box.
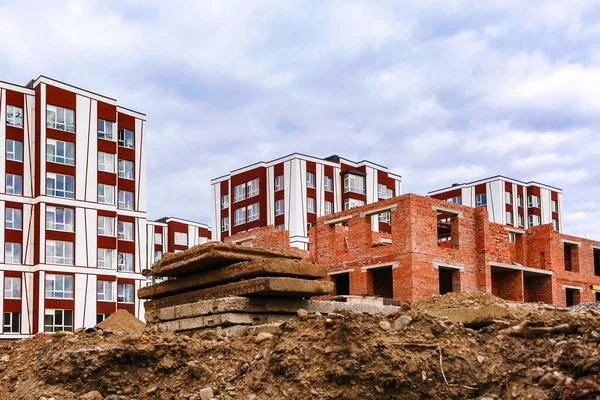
top-left (1, 292), bottom-right (600, 400)
top-left (96, 310), bottom-right (147, 336)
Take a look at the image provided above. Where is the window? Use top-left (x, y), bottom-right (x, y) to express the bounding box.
top-left (379, 211), bottom-right (391, 224)
top-left (5, 208), bottom-right (22, 230)
top-left (118, 159), bottom-right (134, 179)
top-left (247, 203), bottom-right (260, 222)
top-left (233, 183), bottom-right (246, 202)
top-left (505, 191), bottom-right (513, 204)
top-left (6, 139), bottom-right (23, 161)
top-left (387, 188), bottom-right (395, 199)
top-left (594, 249), bottom-right (600, 277)
top-left (378, 184), bottom-right (388, 199)
top-left (98, 119), bottom-right (115, 140)
top-left (46, 240), bottom-right (74, 265)
top-left (118, 190), bottom-right (134, 210)
top-left (46, 206), bottom-right (74, 232)
top-left (5, 243), bottom-right (21, 264)
top-left (6, 105), bottom-right (23, 128)
top-left (97, 152), bottom-right (115, 173)
top-left (98, 216), bottom-right (115, 236)
top-left (221, 194), bottom-right (229, 209)
top-left (97, 313), bottom-right (111, 323)
top-left (117, 253), bottom-right (134, 272)
top-left (447, 196), bottom-right (462, 205)
top-left (509, 232), bottom-right (516, 243)
top-left (344, 174), bottom-right (365, 194)
top-left (517, 194), bottom-right (524, 207)
top-left (344, 198), bottom-right (365, 210)
top-left (275, 199), bottom-right (285, 216)
top-left (3, 312), bottom-right (20, 333)
top-left (154, 232), bottom-right (163, 243)
top-left (4, 277), bottom-right (21, 299)
top-left (98, 184), bottom-right (115, 205)
top-left (552, 200), bottom-right (558, 213)
top-left (324, 200), bottom-right (333, 215)
top-left (553, 219), bottom-right (559, 231)
top-left (117, 283), bottom-right (135, 303)
top-left (45, 274), bottom-right (74, 298)
top-left (307, 197), bottom-right (316, 214)
top-left (118, 221), bottom-right (134, 241)
top-left (234, 208), bottom-right (246, 226)
top-left (47, 173), bottom-right (74, 198)
top-left (47, 139), bottom-right (75, 165)
top-left (97, 281), bottom-right (114, 301)
top-left (6, 173), bottom-right (22, 195)
top-left (506, 211), bottom-right (513, 225)
top-left (44, 309), bottom-right (73, 333)
top-left (324, 176), bottom-right (333, 192)
top-left (247, 178), bottom-right (259, 197)
top-left (275, 224), bottom-right (285, 230)
top-left (118, 128), bottom-right (134, 148)
top-left (564, 244), bottom-right (576, 272)
top-left (307, 172), bottom-right (316, 189)
top-left (47, 105), bottom-right (75, 132)
top-left (221, 217), bottom-right (229, 232)
top-left (275, 175), bottom-right (284, 191)
top-left (529, 214), bottom-right (540, 227)
top-left (154, 250), bottom-right (163, 262)
top-left (174, 232), bottom-right (188, 245)
top-left (528, 195), bottom-right (540, 208)
top-left (518, 214), bottom-right (525, 228)
top-left (98, 248), bottom-right (115, 269)
top-left (475, 193), bottom-right (487, 207)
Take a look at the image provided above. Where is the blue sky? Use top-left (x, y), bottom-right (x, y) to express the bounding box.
top-left (1, 0), bottom-right (599, 238)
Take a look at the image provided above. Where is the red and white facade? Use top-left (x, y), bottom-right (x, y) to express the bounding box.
top-left (146, 217), bottom-right (212, 269)
top-left (211, 153), bottom-right (402, 250)
top-left (0, 76), bottom-right (147, 339)
top-left (429, 176), bottom-right (563, 232)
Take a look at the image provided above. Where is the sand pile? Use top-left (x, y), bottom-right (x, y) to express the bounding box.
top-left (95, 309), bottom-right (146, 335)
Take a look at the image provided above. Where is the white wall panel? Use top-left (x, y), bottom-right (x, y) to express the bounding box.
top-left (85, 100), bottom-right (98, 202)
top-left (558, 193), bottom-right (563, 232)
top-left (487, 181), bottom-right (504, 224)
top-left (75, 208), bottom-right (87, 266)
top-left (24, 94), bottom-right (35, 198)
top-left (0, 201), bottom-right (4, 263)
top-left (23, 204), bottom-right (33, 265)
top-left (267, 166), bottom-right (275, 225)
top-left (146, 224), bottom-right (154, 269)
top-left (136, 217), bottom-right (147, 273)
top-left (86, 209), bottom-right (98, 267)
top-left (39, 204), bottom-right (46, 264)
top-left (75, 95), bottom-right (91, 201)
top-left (135, 118), bottom-right (147, 212)
top-left (540, 188), bottom-right (552, 225)
top-left (38, 271), bottom-right (45, 331)
top-left (22, 272), bottom-right (34, 334)
top-left (83, 274), bottom-right (97, 329)
top-left (74, 274), bottom-right (87, 328)
top-left (333, 167), bottom-right (341, 212)
top-left (40, 84), bottom-right (47, 195)
top-left (211, 183), bottom-right (221, 241)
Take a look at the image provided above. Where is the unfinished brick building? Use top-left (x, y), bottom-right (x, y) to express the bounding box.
top-left (309, 194), bottom-right (600, 307)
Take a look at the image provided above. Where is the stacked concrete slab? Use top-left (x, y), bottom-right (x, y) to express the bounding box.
top-left (140, 243), bottom-right (397, 336)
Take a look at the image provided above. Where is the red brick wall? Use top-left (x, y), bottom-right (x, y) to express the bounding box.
top-left (224, 226), bottom-right (308, 258)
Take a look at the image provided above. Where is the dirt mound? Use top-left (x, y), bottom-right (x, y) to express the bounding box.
top-left (96, 309), bottom-right (146, 335)
top-left (412, 291), bottom-right (504, 312)
top-left (1, 299), bottom-right (600, 399)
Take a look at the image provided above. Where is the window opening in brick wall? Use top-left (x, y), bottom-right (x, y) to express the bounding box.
top-left (596, 292), bottom-right (600, 302)
top-left (565, 288), bottom-right (580, 307)
top-left (332, 273), bottom-right (350, 296)
top-left (370, 267), bottom-right (393, 299)
top-left (439, 268), bottom-right (460, 295)
top-left (594, 248), bottom-right (600, 276)
top-left (436, 210), bottom-right (459, 249)
top-left (564, 243), bottom-right (579, 272)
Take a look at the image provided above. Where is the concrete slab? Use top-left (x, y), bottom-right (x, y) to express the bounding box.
top-left (144, 278), bottom-right (334, 311)
top-left (139, 258), bottom-right (328, 300)
top-left (145, 296), bottom-right (399, 323)
top-left (155, 313), bottom-right (291, 332)
top-left (152, 242), bottom-right (302, 278)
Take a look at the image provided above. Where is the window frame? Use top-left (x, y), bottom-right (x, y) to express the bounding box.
top-left (46, 105), bottom-right (75, 133)
top-left (4, 277), bottom-right (21, 299)
top-left (528, 195), bottom-right (540, 208)
top-left (234, 208), bottom-right (246, 226)
top-left (6, 173), bottom-right (23, 195)
top-left (117, 252), bottom-right (134, 272)
top-left (118, 128), bottom-right (134, 149)
top-left (343, 174), bottom-right (365, 195)
top-left (97, 248), bottom-right (115, 269)
top-left (505, 191), bottom-right (513, 205)
top-left (98, 152), bottom-right (115, 173)
top-left (221, 194), bottom-right (229, 210)
top-left (117, 283), bottom-right (135, 303)
top-left (379, 211), bottom-right (391, 224)
top-left (247, 178), bottom-right (259, 198)
top-left (6, 139), bottom-right (23, 162)
top-left (221, 217), bottom-right (229, 232)
top-left (117, 221), bottom-right (134, 241)
top-left (44, 309), bottom-right (73, 333)
top-left (517, 194), bottom-right (524, 207)
top-left (154, 250), bottom-right (163, 262)
top-left (97, 119), bottom-right (115, 141)
top-left (275, 175), bottom-right (284, 191)
top-left (46, 172), bottom-right (74, 199)
top-left (344, 198), bottom-right (365, 210)
top-left (98, 183), bottom-right (115, 205)
top-left (475, 193), bottom-right (487, 207)
top-left (118, 190), bottom-right (134, 210)
top-left (5, 243), bottom-right (21, 264)
top-left (46, 240), bottom-right (74, 265)
top-left (247, 203), bottom-right (260, 222)
top-left (551, 200), bottom-right (558, 213)
top-left (324, 176), bottom-right (333, 192)
top-left (5, 207), bottom-right (22, 230)
top-left (97, 280), bottom-right (115, 302)
top-left (154, 232), bottom-right (163, 244)
top-left (6, 105), bottom-right (23, 128)
top-left (307, 197), bottom-right (316, 214)
top-left (45, 274), bottom-right (74, 299)
top-left (306, 172), bottom-right (316, 189)
top-left (46, 206), bottom-right (74, 232)
top-left (47, 138), bottom-right (75, 166)
top-left (174, 232), bottom-right (188, 246)
top-left (324, 200), bottom-right (333, 215)
top-left (275, 199), bottom-right (285, 216)
top-left (529, 214), bottom-right (541, 227)
top-left (118, 159), bottom-right (134, 180)
top-left (97, 215), bottom-right (115, 236)
top-left (378, 183), bottom-right (388, 199)
top-left (3, 312), bottom-right (20, 333)
top-left (233, 183), bottom-right (246, 203)
top-left (506, 210), bottom-right (513, 225)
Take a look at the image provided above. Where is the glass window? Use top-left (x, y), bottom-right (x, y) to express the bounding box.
top-left (5, 208), bottom-right (22, 230)
top-left (6, 139), bottom-right (23, 161)
top-left (97, 313), bottom-right (111, 323)
top-left (117, 221), bottom-right (134, 241)
top-left (44, 309), bottom-right (73, 333)
top-left (221, 217), bottom-right (229, 232)
top-left (118, 190), bottom-right (134, 210)
top-left (275, 175), bottom-right (284, 191)
top-left (46, 206), bottom-right (74, 232)
top-left (247, 203), bottom-right (260, 222)
top-left (98, 152), bottom-right (115, 173)
top-left (234, 208), bottom-right (246, 226)
top-left (118, 128), bottom-right (134, 148)
top-left (378, 183), bottom-right (388, 199)
top-left (46, 240), bottom-right (74, 265)
top-left (221, 194), bottom-right (229, 209)
top-left (275, 224), bottom-right (285, 230)
top-left (275, 199), bottom-right (285, 216)
top-left (45, 274), bottom-right (74, 298)
top-left (117, 283), bottom-right (135, 303)
top-left (174, 232), bottom-right (188, 245)
top-left (476, 193), bottom-right (487, 207)
top-left (117, 253), bottom-right (134, 272)
top-left (5, 243), bottom-right (21, 264)
top-left (307, 172), bottom-right (316, 189)
top-left (447, 196), bottom-right (462, 205)
top-left (154, 232), bottom-right (163, 243)
top-left (344, 174), bottom-right (365, 194)
top-left (97, 281), bottom-right (114, 301)
top-left (118, 159), bottom-right (134, 179)
top-left (528, 195), bottom-right (540, 208)
top-left (553, 219), bottom-right (559, 231)
top-left (47, 173), bottom-right (74, 198)
top-left (344, 198), bottom-right (365, 210)
top-left (6, 105), bottom-right (23, 128)
top-left (517, 194), bottom-right (524, 207)
top-left (98, 248), bottom-right (115, 269)
top-left (4, 277), bottom-right (21, 299)
top-left (307, 197), bottom-right (316, 214)
top-left (506, 211), bottom-right (513, 225)
top-left (324, 200), bottom-right (333, 215)
top-left (98, 119), bottom-right (115, 140)
top-left (529, 214), bottom-right (540, 227)
top-left (233, 183), bottom-right (246, 202)
top-left (47, 138), bottom-right (75, 165)
top-left (505, 191), bottom-right (513, 205)
top-left (6, 173), bottom-right (22, 195)
top-left (509, 233), bottom-right (516, 243)
top-left (518, 214), bottom-right (525, 227)
top-left (47, 105), bottom-right (75, 132)
top-left (247, 178), bottom-right (259, 197)
top-left (154, 250), bottom-right (163, 262)
top-left (98, 184), bottom-right (115, 205)
top-left (4, 312), bottom-right (20, 333)
top-left (552, 200), bottom-right (558, 213)
top-left (324, 176), bottom-right (333, 192)
top-left (98, 216), bottom-right (115, 236)
top-left (379, 211), bottom-right (391, 224)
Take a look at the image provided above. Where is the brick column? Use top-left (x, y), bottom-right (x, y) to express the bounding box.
top-left (347, 214), bottom-right (372, 255)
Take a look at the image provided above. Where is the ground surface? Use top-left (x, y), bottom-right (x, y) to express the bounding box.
top-left (1, 293), bottom-right (600, 400)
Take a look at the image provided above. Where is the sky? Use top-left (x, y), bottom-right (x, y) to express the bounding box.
top-left (1, 0), bottom-right (599, 238)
